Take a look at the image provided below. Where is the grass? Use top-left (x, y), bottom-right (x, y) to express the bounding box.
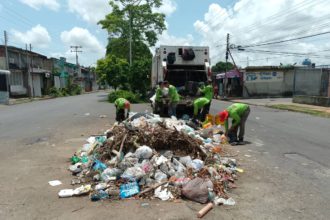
top-left (268, 104), bottom-right (330, 118)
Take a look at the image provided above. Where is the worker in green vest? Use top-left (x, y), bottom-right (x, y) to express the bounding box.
top-left (114, 98), bottom-right (131, 122)
top-left (193, 97), bottom-right (210, 122)
top-left (218, 103), bottom-right (250, 144)
top-left (200, 80), bottom-right (213, 101)
top-left (163, 81), bottom-right (180, 117)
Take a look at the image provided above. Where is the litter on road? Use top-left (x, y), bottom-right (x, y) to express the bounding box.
top-left (59, 112), bottom-right (243, 217)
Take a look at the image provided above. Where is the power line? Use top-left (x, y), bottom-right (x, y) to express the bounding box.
top-left (239, 30), bottom-right (330, 49)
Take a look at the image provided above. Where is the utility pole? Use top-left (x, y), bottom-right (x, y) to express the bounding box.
top-left (247, 57), bottom-right (249, 67)
top-left (4, 31), bottom-right (10, 101)
top-left (70, 46), bottom-right (82, 77)
top-left (224, 33), bottom-right (230, 99)
top-left (26, 44), bottom-right (32, 97)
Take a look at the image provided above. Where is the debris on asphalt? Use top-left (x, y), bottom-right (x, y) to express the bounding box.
top-left (48, 180), bottom-right (62, 186)
top-left (197, 202), bottom-right (214, 218)
top-left (60, 112), bottom-right (243, 212)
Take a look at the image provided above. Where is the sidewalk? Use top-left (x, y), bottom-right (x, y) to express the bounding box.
top-left (228, 97), bottom-right (330, 117)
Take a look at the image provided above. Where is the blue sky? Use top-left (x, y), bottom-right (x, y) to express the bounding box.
top-left (1, 0), bottom-right (330, 67)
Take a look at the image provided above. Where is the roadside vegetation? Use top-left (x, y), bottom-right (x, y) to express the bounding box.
top-left (48, 79), bottom-right (82, 97)
top-left (108, 90), bottom-right (143, 103)
top-left (95, 0), bottom-right (166, 101)
top-left (269, 104), bottom-right (330, 118)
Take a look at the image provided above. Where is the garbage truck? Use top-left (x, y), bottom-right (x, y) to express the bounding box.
top-left (151, 45), bottom-right (211, 117)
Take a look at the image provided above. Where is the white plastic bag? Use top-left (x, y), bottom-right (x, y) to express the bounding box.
top-left (121, 167), bottom-right (146, 180)
top-left (135, 145), bottom-right (153, 159)
top-left (154, 170), bottom-right (168, 183)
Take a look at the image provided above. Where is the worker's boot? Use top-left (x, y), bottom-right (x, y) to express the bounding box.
top-left (238, 138), bottom-right (245, 145)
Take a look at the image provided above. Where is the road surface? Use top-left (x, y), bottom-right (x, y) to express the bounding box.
top-left (0, 92), bottom-right (329, 219)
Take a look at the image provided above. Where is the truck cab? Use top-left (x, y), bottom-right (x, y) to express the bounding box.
top-left (151, 45), bottom-right (211, 117)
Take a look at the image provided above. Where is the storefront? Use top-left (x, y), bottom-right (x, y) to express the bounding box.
top-left (215, 69), bottom-right (243, 98)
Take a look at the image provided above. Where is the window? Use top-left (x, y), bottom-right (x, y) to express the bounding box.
top-left (9, 71), bottom-right (23, 85)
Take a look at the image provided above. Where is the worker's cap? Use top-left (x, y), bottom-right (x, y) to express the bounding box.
top-left (124, 101), bottom-right (130, 109)
top-left (218, 110), bottom-right (229, 124)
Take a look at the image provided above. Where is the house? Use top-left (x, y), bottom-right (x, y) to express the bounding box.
top-left (0, 45), bottom-right (52, 97)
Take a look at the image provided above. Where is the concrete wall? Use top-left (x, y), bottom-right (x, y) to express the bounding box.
top-left (243, 69), bottom-right (294, 97)
top-left (294, 68), bottom-right (329, 97)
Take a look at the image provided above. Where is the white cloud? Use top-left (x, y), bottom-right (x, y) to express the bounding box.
top-left (154, 0), bottom-right (177, 16)
top-left (194, 0), bottom-right (330, 67)
top-left (60, 27), bottom-right (105, 64)
top-left (11, 25), bottom-right (51, 48)
top-left (20, 0), bottom-right (60, 11)
top-left (68, 0), bottom-right (111, 24)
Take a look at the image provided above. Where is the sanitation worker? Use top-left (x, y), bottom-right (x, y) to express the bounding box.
top-left (218, 103), bottom-right (250, 144)
top-left (114, 98), bottom-right (130, 122)
top-left (163, 81), bottom-right (180, 117)
top-left (193, 97), bottom-right (210, 122)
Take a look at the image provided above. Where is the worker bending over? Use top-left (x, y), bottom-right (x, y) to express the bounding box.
top-left (193, 97), bottom-right (210, 122)
top-left (218, 103), bottom-right (250, 144)
top-left (200, 80), bottom-right (213, 101)
top-left (114, 98), bottom-right (130, 122)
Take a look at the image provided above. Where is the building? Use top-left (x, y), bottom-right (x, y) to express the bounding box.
top-left (0, 45), bottom-right (52, 97)
top-left (242, 66), bottom-right (295, 98)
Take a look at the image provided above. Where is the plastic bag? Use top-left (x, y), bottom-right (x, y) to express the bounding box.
top-left (73, 184), bottom-right (91, 195)
top-left (154, 170), bottom-right (168, 183)
top-left (154, 185), bottom-right (173, 201)
top-left (93, 160), bottom-right (107, 172)
top-left (69, 163), bottom-right (82, 174)
top-left (179, 156), bottom-right (192, 166)
top-left (190, 159), bottom-right (204, 171)
top-left (135, 145), bottom-right (153, 159)
top-left (101, 168), bottom-right (122, 182)
top-left (182, 178), bottom-right (213, 204)
top-left (121, 167), bottom-right (145, 180)
top-left (155, 155), bottom-right (168, 166)
top-left (95, 183), bottom-right (108, 191)
top-left (120, 181), bottom-right (140, 198)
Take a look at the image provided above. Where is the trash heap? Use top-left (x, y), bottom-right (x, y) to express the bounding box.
top-left (60, 113), bottom-right (242, 210)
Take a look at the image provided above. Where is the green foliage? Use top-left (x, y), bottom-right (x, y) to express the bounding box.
top-left (108, 90), bottom-right (142, 103)
top-left (106, 38), bottom-right (152, 60)
top-left (48, 84), bottom-right (82, 97)
top-left (48, 87), bottom-right (62, 97)
top-left (211, 61), bottom-right (234, 73)
top-left (99, 0), bottom-right (166, 47)
top-left (129, 59), bottom-right (151, 98)
top-left (96, 55), bottom-right (130, 90)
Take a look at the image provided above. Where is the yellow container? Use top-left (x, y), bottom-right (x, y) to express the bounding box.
top-left (202, 122), bottom-right (212, 129)
top-left (215, 114), bottom-right (221, 125)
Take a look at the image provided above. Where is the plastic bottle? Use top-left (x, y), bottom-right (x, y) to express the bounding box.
top-left (71, 155), bottom-right (80, 165)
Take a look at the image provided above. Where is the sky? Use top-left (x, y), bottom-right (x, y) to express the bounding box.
top-left (1, 0), bottom-right (330, 67)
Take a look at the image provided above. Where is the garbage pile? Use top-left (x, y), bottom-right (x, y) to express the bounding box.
top-left (59, 113), bottom-right (242, 210)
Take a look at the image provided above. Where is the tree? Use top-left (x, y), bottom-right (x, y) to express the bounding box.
top-left (129, 59), bottom-right (152, 98)
top-left (211, 61), bottom-right (234, 73)
top-left (99, 0), bottom-right (166, 51)
top-left (106, 37), bottom-right (152, 61)
top-left (96, 55), bottom-right (129, 90)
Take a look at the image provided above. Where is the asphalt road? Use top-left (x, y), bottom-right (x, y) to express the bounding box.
top-left (0, 92), bottom-right (329, 219)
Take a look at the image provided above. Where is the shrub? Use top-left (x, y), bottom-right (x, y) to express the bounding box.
top-left (108, 90), bottom-right (142, 103)
top-left (48, 87), bottom-right (62, 97)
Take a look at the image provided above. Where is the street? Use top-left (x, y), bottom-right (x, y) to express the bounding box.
top-left (0, 92), bottom-right (329, 219)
